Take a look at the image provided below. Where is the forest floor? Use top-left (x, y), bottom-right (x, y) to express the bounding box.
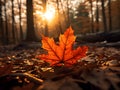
top-left (0, 42), bottom-right (120, 90)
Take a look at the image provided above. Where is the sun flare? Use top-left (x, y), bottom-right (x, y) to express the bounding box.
top-left (43, 5), bottom-right (56, 21)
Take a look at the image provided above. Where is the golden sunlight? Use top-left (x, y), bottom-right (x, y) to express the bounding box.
top-left (43, 5), bottom-right (56, 21)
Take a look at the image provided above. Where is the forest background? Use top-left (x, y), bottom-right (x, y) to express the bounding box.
top-left (0, 0), bottom-right (120, 44)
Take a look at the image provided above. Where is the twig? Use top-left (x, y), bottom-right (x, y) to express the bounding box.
top-left (1, 73), bottom-right (43, 85)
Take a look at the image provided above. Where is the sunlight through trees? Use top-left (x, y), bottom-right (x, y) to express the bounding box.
top-left (0, 0), bottom-right (120, 44)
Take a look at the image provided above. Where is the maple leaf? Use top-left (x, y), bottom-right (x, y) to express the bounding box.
top-left (38, 27), bottom-right (88, 67)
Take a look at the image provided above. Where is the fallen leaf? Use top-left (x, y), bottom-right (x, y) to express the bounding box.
top-left (38, 27), bottom-right (88, 67)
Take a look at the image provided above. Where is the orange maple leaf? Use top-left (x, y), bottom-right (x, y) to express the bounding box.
top-left (38, 27), bottom-right (88, 67)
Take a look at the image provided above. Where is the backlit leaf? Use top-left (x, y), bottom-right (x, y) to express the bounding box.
top-left (38, 27), bottom-right (88, 67)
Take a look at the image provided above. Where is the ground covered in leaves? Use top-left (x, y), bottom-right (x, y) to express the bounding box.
top-left (0, 42), bottom-right (120, 90)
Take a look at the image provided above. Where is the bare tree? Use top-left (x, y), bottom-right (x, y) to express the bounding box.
top-left (66, 0), bottom-right (71, 27)
top-left (11, 0), bottom-right (16, 43)
top-left (108, 0), bottom-right (112, 31)
top-left (17, 0), bottom-right (23, 41)
top-left (59, 0), bottom-right (68, 25)
top-left (89, 0), bottom-right (94, 33)
top-left (26, 0), bottom-right (38, 41)
top-left (4, 0), bottom-right (9, 44)
top-left (117, 0), bottom-right (120, 27)
top-left (0, 0), bottom-right (4, 44)
top-left (95, 0), bottom-right (99, 32)
top-left (101, 0), bottom-right (108, 32)
top-left (42, 0), bottom-right (49, 36)
top-left (56, 0), bottom-right (63, 33)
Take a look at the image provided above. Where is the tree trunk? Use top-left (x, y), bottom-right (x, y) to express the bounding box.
top-left (26, 0), bottom-right (38, 41)
top-left (0, 0), bottom-right (4, 44)
top-left (59, 0), bottom-right (68, 26)
top-left (101, 0), bottom-right (108, 32)
top-left (90, 0), bottom-right (94, 33)
top-left (56, 0), bottom-right (63, 34)
top-left (11, 0), bottom-right (16, 43)
top-left (4, 0), bottom-right (9, 44)
top-left (17, 0), bottom-right (23, 41)
top-left (117, 0), bottom-right (120, 28)
top-left (42, 0), bottom-right (49, 36)
top-left (66, 0), bottom-right (70, 27)
top-left (108, 0), bottom-right (112, 31)
top-left (95, 0), bottom-right (99, 32)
